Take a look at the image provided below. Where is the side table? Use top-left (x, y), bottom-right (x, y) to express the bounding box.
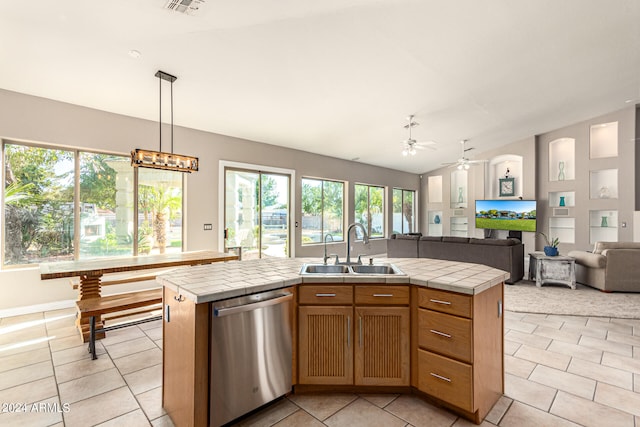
top-left (529, 252), bottom-right (576, 290)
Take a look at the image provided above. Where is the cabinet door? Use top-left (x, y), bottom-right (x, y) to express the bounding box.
top-left (298, 306), bottom-right (353, 385)
top-left (355, 306), bottom-right (410, 386)
top-left (163, 287), bottom-right (209, 427)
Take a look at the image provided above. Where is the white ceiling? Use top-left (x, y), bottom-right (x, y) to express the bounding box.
top-left (1, 0), bottom-right (639, 173)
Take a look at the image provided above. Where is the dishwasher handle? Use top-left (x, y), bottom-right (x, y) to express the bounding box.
top-left (213, 293), bottom-right (293, 317)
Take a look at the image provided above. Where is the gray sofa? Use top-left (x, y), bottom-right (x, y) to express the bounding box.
top-left (387, 234), bottom-right (524, 284)
top-left (568, 241), bottom-right (640, 292)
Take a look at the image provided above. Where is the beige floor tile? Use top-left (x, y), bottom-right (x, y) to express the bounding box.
top-left (504, 311), bottom-right (526, 322)
top-left (44, 307), bottom-right (77, 318)
top-left (236, 398), bottom-right (299, 426)
top-left (62, 386), bottom-right (140, 427)
top-left (384, 394), bottom-right (458, 426)
top-left (505, 318), bottom-right (538, 334)
top-left (143, 326), bottom-right (163, 341)
top-left (358, 393), bottom-right (399, 408)
top-left (529, 365), bottom-right (595, 400)
top-left (100, 326), bottom-right (147, 346)
top-left (48, 334), bottom-right (85, 353)
top-left (547, 340), bottom-right (603, 363)
top-left (513, 345), bottom-right (571, 371)
top-left (136, 386), bottom-right (166, 420)
top-left (594, 382), bottom-right (640, 417)
top-left (43, 312), bottom-right (77, 331)
top-left (560, 322), bottom-right (607, 339)
top-left (155, 339), bottom-right (163, 349)
top-left (113, 347), bottom-right (162, 375)
top-left (504, 354), bottom-right (536, 378)
top-left (500, 401), bottom-right (581, 427)
top-left (104, 336), bottom-right (157, 359)
top-left (139, 319), bottom-right (163, 331)
top-left (504, 373), bottom-right (556, 411)
top-left (547, 314), bottom-right (587, 326)
top-left (635, 373), bottom-right (640, 392)
top-left (288, 393), bottom-right (357, 420)
top-left (452, 418), bottom-right (498, 426)
top-left (95, 408), bottom-right (151, 426)
top-left (579, 335), bottom-right (633, 357)
top-left (521, 314), bottom-right (564, 329)
top-left (0, 347), bottom-right (51, 373)
top-left (0, 376), bottom-right (58, 404)
top-left (551, 390), bottom-right (634, 427)
top-left (0, 395), bottom-right (64, 427)
top-left (503, 339), bottom-right (521, 356)
top-left (273, 409), bottom-right (325, 427)
top-left (54, 355), bottom-right (115, 384)
top-left (46, 324), bottom-right (80, 339)
top-left (483, 395), bottom-right (512, 425)
top-left (124, 364), bottom-right (163, 395)
top-left (607, 330), bottom-right (640, 347)
top-left (0, 312), bottom-right (44, 326)
top-left (0, 335), bottom-right (50, 357)
top-left (504, 330), bottom-right (552, 349)
top-left (533, 325), bottom-right (581, 344)
top-left (601, 351), bottom-right (640, 374)
top-left (0, 325), bottom-right (48, 346)
top-left (151, 414), bottom-right (176, 427)
top-left (324, 398), bottom-right (406, 427)
top-left (568, 357), bottom-right (633, 390)
top-left (0, 360), bottom-right (53, 391)
top-left (587, 318), bottom-right (634, 335)
top-left (58, 367), bottom-right (125, 404)
top-left (51, 341), bottom-right (105, 366)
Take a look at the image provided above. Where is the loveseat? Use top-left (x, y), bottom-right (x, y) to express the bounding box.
top-left (387, 234), bottom-right (524, 284)
top-left (567, 242), bottom-right (640, 292)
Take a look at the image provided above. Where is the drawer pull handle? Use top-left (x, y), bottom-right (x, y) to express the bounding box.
top-left (430, 299), bottom-right (451, 305)
top-left (430, 373), bottom-right (452, 382)
top-left (315, 293), bottom-right (336, 297)
top-left (430, 329), bottom-right (452, 338)
top-left (373, 294), bottom-right (393, 297)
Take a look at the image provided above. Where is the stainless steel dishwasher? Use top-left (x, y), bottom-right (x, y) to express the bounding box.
top-left (210, 289), bottom-right (293, 427)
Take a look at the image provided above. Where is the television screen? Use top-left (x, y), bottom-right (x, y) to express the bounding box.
top-left (475, 200), bottom-right (537, 232)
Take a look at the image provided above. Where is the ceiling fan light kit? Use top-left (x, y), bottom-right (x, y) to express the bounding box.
top-left (400, 115), bottom-right (435, 157)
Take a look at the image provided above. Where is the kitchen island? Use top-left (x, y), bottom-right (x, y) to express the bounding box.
top-left (157, 257), bottom-right (507, 427)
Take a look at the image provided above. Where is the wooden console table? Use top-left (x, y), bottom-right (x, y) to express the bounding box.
top-left (529, 252), bottom-right (576, 290)
top-left (40, 250), bottom-right (239, 340)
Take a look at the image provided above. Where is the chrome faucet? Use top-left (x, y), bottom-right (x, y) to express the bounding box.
top-left (323, 233), bottom-right (335, 265)
top-left (345, 222), bottom-right (369, 265)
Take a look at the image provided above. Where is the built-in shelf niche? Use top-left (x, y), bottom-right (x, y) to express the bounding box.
top-left (589, 210), bottom-right (618, 244)
top-left (428, 175), bottom-right (443, 203)
top-left (487, 154), bottom-right (523, 199)
top-left (428, 210), bottom-right (443, 236)
top-left (549, 138), bottom-right (575, 181)
top-left (450, 170), bottom-right (467, 208)
top-left (549, 191), bottom-right (575, 208)
top-left (450, 216), bottom-right (468, 237)
top-left (549, 217), bottom-right (575, 244)
top-left (590, 121), bottom-right (618, 159)
top-left (589, 169), bottom-right (618, 199)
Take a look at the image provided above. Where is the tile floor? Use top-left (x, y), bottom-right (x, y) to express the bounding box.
top-left (0, 307), bottom-right (639, 426)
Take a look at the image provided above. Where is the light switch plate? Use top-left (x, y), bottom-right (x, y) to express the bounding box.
top-left (203, 224), bottom-right (213, 230)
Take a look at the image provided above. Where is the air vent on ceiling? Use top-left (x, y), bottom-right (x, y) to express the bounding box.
top-left (164, 0), bottom-right (205, 15)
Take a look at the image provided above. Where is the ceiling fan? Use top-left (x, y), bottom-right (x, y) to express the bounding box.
top-left (442, 139), bottom-right (488, 169)
top-left (401, 115), bottom-right (436, 156)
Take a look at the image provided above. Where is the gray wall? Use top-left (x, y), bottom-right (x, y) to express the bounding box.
top-left (0, 89), bottom-right (419, 310)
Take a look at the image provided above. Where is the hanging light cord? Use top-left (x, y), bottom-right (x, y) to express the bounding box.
top-left (158, 74), bottom-right (162, 152)
top-left (171, 78), bottom-right (174, 154)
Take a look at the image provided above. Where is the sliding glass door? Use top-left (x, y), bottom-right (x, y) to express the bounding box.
top-left (224, 169), bottom-right (290, 259)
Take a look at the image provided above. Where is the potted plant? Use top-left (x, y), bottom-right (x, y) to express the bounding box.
top-left (539, 232), bottom-right (559, 256)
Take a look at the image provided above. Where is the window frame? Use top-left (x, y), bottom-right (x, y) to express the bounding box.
top-left (392, 188), bottom-right (416, 234)
top-left (354, 183), bottom-right (386, 240)
top-left (300, 177), bottom-right (345, 245)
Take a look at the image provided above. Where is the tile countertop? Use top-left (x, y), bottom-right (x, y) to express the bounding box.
top-left (156, 257), bottom-right (509, 304)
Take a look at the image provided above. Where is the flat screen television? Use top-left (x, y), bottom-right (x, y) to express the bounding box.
top-left (475, 199), bottom-right (537, 232)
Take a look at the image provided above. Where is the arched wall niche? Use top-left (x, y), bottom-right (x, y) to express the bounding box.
top-left (487, 154), bottom-right (524, 199)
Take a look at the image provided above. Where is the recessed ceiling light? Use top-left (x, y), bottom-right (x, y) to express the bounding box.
top-left (128, 49), bottom-right (141, 59)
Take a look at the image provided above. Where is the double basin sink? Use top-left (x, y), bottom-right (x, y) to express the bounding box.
top-left (300, 263), bottom-right (405, 276)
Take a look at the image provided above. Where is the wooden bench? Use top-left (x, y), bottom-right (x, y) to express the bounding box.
top-left (77, 288), bottom-right (163, 359)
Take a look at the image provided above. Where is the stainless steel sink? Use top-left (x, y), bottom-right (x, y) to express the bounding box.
top-left (350, 264), bottom-right (403, 275)
top-left (300, 264), bottom-right (351, 274)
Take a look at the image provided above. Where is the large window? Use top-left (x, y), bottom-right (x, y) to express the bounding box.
top-left (354, 184), bottom-right (385, 239)
top-left (392, 188), bottom-right (416, 234)
top-left (3, 141), bottom-right (183, 266)
top-left (301, 178), bottom-right (344, 244)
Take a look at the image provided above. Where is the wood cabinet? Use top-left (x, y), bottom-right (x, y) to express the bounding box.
top-left (415, 285), bottom-right (503, 424)
top-left (297, 284), bottom-right (410, 387)
top-left (162, 287), bottom-right (209, 427)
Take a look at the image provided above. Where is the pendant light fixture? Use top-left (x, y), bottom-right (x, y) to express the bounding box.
top-left (131, 70), bottom-right (199, 173)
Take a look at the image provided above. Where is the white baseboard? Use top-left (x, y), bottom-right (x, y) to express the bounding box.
top-left (0, 299), bottom-right (76, 319)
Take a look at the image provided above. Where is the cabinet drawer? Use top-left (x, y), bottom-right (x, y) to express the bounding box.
top-left (298, 285), bottom-right (353, 305)
top-left (418, 288), bottom-right (472, 318)
top-left (418, 349), bottom-right (473, 412)
top-left (355, 285), bottom-right (409, 305)
top-left (418, 309), bottom-right (472, 362)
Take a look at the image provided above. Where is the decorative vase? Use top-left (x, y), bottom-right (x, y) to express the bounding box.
top-left (599, 186), bottom-right (610, 199)
top-left (543, 246), bottom-right (558, 256)
top-left (559, 196), bottom-right (566, 207)
top-left (434, 215), bottom-right (441, 224)
top-left (458, 187), bottom-right (464, 203)
top-left (601, 216), bottom-right (608, 227)
top-left (558, 161), bottom-right (565, 181)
